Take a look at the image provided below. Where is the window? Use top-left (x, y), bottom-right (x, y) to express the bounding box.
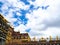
top-left (21, 36), bottom-right (23, 39)
top-left (14, 37), bottom-right (15, 39)
top-left (25, 36), bottom-right (28, 39)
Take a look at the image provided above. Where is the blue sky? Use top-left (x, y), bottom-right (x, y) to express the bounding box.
top-left (0, 0), bottom-right (60, 39)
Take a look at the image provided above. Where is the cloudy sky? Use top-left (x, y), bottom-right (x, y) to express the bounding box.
top-left (0, 0), bottom-right (60, 39)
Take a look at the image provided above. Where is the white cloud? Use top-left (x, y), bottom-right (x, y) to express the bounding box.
top-left (43, 27), bottom-right (60, 37)
top-left (14, 24), bottom-right (27, 33)
top-left (1, 0), bottom-right (60, 40)
top-left (0, 0), bottom-right (30, 26)
top-left (29, 27), bottom-right (60, 40)
top-left (25, 0), bottom-right (60, 39)
top-left (29, 0), bottom-right (45, 6)
top-left (16, 12), bottom-right (21, 16)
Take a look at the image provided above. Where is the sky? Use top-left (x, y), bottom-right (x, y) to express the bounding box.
top-left (0, 0), bottom-right (60, 40)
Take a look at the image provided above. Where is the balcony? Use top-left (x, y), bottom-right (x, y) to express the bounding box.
top-left (0, 31), bottom-right (6, 39)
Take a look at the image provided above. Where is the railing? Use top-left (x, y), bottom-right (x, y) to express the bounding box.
top-left (0, 27), bottom-right (8, 34)
top-left (5, 41), bottom-right (60, 45)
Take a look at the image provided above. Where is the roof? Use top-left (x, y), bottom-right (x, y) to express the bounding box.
top-left (20, 33), bottom-right (29, 36)
top-left (0, 14), bottom-right (8, 23)
top-left (12, 31), bottom-right (20, 36)
top-left (12, 31), bottom-right (29, 37)
top-left (0, 14), bottom-right (4, 18)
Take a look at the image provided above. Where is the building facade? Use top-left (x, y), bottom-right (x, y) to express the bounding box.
top-left (7, 40), bottom-right (60, 45)
top-left (6, 26), bottom-right (13, 44)
top-left (0, 14), bottom-right (9, 45)
top-left (0, 14), bottom-right (13, 45)
top-left (11, 31), bottom-right (31, 44)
